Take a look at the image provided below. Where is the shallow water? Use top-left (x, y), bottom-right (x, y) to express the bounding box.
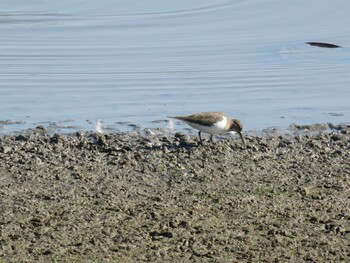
top-left (1, 0), bottom-right (350, 134)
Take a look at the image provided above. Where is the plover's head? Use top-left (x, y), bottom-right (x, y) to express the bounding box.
top-left (229, 119), bottom-right (245, 145)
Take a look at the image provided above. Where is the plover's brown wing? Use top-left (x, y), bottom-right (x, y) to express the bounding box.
top-left (177, 112), bottom-right (225, 126)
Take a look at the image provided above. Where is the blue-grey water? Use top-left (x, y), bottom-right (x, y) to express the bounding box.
top-left (1, 0), bottom-right (350, 134)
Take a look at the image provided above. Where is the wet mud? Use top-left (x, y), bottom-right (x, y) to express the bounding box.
top-left (0, 124), bottom-right (349, 262)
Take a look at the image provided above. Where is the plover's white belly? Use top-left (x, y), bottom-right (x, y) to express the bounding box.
top-left (185, 116), bottom-right (229, 135)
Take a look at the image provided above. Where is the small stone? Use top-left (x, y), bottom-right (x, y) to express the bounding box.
top-left (330, 133), bottom-right (344, 141)
top-left (0, 146), bottom-right (11, 153)
top-left (76, 131), bottom-right (85, 138)
top-left (96, 135), bottom-right (107, 146)
top-left (50, 134), bottom-right (61, 144)
top-left (277, 139), bottom-right (292, 148)
top-left (309, 217), bottom-right (318, 224)
top-left (175, 132), bottom-right (186, 138)
top-left (35, 125), bottom-right (47, 133)
top-left (163, 147), bottom-right (170, 153)
top-left (15, 135), bottom-right (27, 141)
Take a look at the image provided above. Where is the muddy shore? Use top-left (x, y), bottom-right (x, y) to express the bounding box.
top-left (0, 124), bottom-right (349, 262)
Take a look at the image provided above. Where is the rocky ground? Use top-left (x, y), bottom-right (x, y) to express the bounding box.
top-left (0, 124), bottom-right (349, 262)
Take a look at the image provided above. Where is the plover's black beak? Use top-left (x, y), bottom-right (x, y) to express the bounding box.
top-left (238, 131), bottom-right (245, 145)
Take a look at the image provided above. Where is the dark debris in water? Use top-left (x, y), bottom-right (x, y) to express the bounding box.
top-left (305, 42), bottom-right (342, 48)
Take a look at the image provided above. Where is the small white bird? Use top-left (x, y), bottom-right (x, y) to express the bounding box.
top-left (167, 111), bottom-right (245, 145)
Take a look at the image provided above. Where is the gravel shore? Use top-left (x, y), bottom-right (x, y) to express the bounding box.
top-left (0, 124), bottom-right (349, 262)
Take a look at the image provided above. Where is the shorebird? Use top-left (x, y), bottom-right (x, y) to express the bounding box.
top-left (167, 111), bottom-right (245, 145)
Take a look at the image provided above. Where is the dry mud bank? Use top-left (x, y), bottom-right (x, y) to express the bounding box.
top-left (0, 124), bottom-right (350, 262)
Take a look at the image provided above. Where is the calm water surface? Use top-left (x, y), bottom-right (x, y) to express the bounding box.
top-left (1, 0), bottom-right (350, 134)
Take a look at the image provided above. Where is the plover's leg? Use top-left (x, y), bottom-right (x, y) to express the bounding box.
top-left (210, 135), bottom-right (214, 144)
top-left (198, 131), bottom-right (203, 145)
